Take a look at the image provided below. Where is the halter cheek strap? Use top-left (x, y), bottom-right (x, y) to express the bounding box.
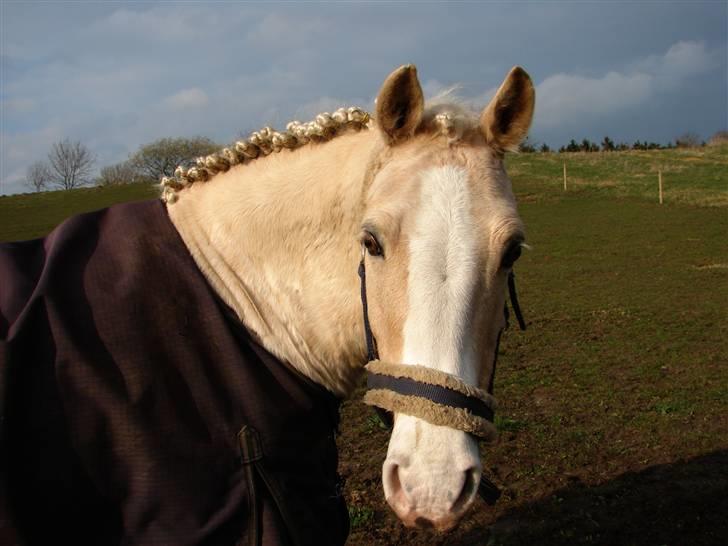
top-left (358, 261), bottom-right (378, 363)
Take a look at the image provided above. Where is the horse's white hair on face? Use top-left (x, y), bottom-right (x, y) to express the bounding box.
top-left (404, 165), bottom-right (480, 386)
top-left (383, 164), bottom-right (483, 527)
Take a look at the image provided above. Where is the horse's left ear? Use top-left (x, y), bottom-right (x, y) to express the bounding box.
top-left (481, 66), bottom-right (535, 152)
top-left (375, 64), bottom-right (424, 143)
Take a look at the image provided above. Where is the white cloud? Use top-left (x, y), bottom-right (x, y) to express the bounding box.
top-left (633, 40), bottom-right (717, 83)
top-left (533, 40), bottom-right (717, 129)
top-left (90, 7), bottom-right (225, 42)
top-left (246, 12), bottom-right (326, 48)
top-left (162, 88), bottom-right (209, 110)
top-left (536, 71), bottom-right (652, 128)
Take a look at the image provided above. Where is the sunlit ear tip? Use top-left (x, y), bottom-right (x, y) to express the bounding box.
top-left (508, 66), bottom-right (532, 83)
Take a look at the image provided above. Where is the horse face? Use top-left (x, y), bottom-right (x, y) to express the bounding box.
top-left (360, 65), bottom-right (533, 531)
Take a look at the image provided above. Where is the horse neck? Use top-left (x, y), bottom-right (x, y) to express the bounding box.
top-left (167, 130), bottom-right (377, 395)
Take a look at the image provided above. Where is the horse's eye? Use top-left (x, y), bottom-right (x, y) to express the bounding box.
top-left (362, 232), bottom-right (383, 257)
top-left (501, 241), bottom-right (522, 269)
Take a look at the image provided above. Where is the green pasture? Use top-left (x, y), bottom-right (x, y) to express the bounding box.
top-left (2, 146), bottom-right (727, 545)
top-left (0, 182), bottom-right (157, 242)
top-left (508, 144), bottom-right (728, 207)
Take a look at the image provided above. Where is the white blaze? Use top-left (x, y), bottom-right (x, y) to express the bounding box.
top-left (382, 165), bottom-right (483, 526)
top-left (402, 165), bottom-right (479, 383)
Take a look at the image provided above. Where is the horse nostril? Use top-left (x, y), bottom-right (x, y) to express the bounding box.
top-left (384, 462), bottom-right (408, 503)
top-left (451, 467), bottom-right (479, 514)
top-left (414, 517), bottom-right (434, 529)
top-left (388, 463), bottom-right (401, 491)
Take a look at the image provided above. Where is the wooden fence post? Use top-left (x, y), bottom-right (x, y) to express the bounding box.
top-left (563, 162), bottom-right (567, 191)
top-left (658, 170), bottom-right (663, 205)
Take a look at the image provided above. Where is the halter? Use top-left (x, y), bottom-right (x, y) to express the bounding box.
top-left (358, 258), bottom-right (526, 505)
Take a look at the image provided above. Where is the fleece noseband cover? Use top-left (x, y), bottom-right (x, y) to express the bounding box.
top-left (363, 360), bottom-right (498, 442)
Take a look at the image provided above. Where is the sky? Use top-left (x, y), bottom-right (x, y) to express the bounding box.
top-left (1, 1), bottom-right (726, 195)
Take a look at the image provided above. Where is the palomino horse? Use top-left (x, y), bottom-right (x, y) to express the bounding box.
top-left (0, 64), bottom-right (533, 544)
top-left (164, 65), bottom-right (534, 530)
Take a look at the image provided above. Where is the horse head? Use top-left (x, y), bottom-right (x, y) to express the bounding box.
top-left (164, 63), bottom-right (534, 535)
top-left (359, 65), bottom-right (534, 530)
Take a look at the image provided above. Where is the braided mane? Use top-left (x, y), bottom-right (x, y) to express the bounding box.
top-left (160, 106), bottom-right (371, 203)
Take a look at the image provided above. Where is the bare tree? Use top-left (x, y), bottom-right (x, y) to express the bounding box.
top-left (129, 137), bottom-right (219, 182)
top-left (25, 160), bottom-right (52, 192)
top-left (47, 138), bottom-right (96, 190)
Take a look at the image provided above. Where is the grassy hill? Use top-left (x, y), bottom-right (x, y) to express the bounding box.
top-left (1, 147), bottom-right (727, 545)
top-left (508, 144), bottom-right (728, 207)
top-left (0, 182), bottom-right (157, 242)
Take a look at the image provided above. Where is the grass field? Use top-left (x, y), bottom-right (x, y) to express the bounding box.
top-left (0, 182), bottom-right (157, 242)
top-left (2, 146), bottom-right (727, 545)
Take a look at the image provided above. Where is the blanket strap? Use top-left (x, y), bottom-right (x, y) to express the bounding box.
top-left (239, 426), bottom-right (303, 546)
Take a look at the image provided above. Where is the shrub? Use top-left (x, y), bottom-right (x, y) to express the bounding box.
top-left (675, 132), bottom-right (702, 148)
top-left (97, 161), bottom-right (145, 186)
top-left (708, 130), bottom-right (728, 146)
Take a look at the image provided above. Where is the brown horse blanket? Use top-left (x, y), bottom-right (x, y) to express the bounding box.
top-left (0, 200), bottom-right (349, 546)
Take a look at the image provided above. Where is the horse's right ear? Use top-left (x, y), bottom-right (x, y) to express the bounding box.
top-left (375, 65), bottom-right (424, 144)
top-left (480, 66), bottom-right (535, 153)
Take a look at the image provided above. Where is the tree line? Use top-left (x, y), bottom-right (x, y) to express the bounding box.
top-left (520, 131), bottom-right (714, 154)
top-left (25, 137), bottom-right (219, 192)
top-left (24, 130), bottom-right (727, 192)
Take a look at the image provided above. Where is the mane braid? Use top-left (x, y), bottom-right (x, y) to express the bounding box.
top-left (160, 106), bottom-right (371, 203)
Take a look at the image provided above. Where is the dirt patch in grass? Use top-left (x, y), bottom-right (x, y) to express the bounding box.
top-left (691, 263), bottom-right (728, 270)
